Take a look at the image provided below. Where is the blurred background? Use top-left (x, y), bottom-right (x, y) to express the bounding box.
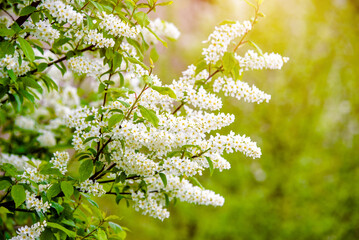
top-left (103, 0), bottom-right (359, 239)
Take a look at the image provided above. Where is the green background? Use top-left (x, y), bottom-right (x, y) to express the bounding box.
top-left (102, 0), bottom-right (359, 239)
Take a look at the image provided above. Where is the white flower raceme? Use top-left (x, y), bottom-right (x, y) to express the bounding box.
top-left (202, 21), bottom-right (252, 64)
top-left (23, 19), bottom-right (60, 43)
top-left (0, 153), bottom-right (33, 171)
top-left (37, 130), bottom-right (56, 147)
top-left (50, 151), bottom-right (70, 175)
top-left (41, 0), bottom-right (84, 25)
top-left (142, 18), bottom-right (181, 44)
top-left (83, 29), bottom-right (115, 48)
top-left (68, 56), bottom-right (103, 77)
top-left (15, 116), bottom-right (36, 130)
top-left (19, 167), bottom-right (47, 184)
top-left (10, 220), bottom-right (47, 240)
top-left (235, 50), bottom-right (290, 71)
top-left (25, 191), bottom-right (51, 213)
top-left (213, 76), bottom-right (271, 103)
top-left (99, 12), bottom-right (140, 39)
top-left (80, 179), bottom-right (106, 197)
top-left (0, 54), bottom-right (31, 78)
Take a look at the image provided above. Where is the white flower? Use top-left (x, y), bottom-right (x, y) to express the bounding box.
top-left (10, 220), bottom-right (47, 240)
top-left (37, 130), bottom-right (56, 147)
top-left (80, 179), bottom-right (106, 197)
top-left (50, 151), bottom-right (70, 175)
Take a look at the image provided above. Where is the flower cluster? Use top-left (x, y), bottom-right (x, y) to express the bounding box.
top-left (82, 29), bottom-right (115, 48)
top-left (99, 12), bottom-right (140, 39)
top-left (41, 0), bottom-right (84, 25)
top-left (236, 50), bottom-right (290, 71)
top-left (23, 19), bottom-right (60, 43)
top-left (68, 56), bottom-right (103, 77)
top-left (213, 76), bottom-right (271, 103)
top-left (0, 153), bottom-right (33, 171)
top-left (202, 21), bottom-right (252, 64)
top-left (80, 179), bottom-right (106, 197)
top-left (50, 151), bottom-right (70, 175)
top-left (10, 220), bottom-right (47, 240)
top-left (19, 167), bottom-right (47, 184)
top-left (37, 130), bottom-right (57, 147)
top-left (0, 54), bottom-right (30, 78)
top-left (142, 18), bottom-right (181, 44)
top-left (25, 191), bottom-right (51, 213)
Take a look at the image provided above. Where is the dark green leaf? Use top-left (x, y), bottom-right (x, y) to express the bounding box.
top-left (19, 6), bottom-right (36, 16)
top-left (0, 180), bottom-right (11, 190)
top-left (108, 113), bottom-right (124, 128)
top-left (11, 185), bottom-right (26, 208)
top-left (22, 77), bottom-right (43, 93)
top-left (138, 105), bottom-right (159, 128)
top-left (79, 159), bottom-right (93, 182)
top-left (151, 85), bottom-right (177, 99)
top-left (134, 11), bottom-right (150, 27)
top-left (18, 37), bottom-right (35, 62)
top-left (47, 183), bottom-right (61, 200)
top-left (159, 173), bottom-right (167, 187)
top-left (47, 222), bottom-right (76, 238)
top-left (60, 181), bottom-right (74, 198)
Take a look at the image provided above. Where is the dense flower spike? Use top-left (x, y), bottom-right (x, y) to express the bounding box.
top-left (99, 13), bottom-right (140, 39)
top-left (50, 151), bottom-right (70, 175)
top-left (68, 56), bottom-right (103, 77)
top-left (236, 50), bottom-right (290, 71)
top-left (10, 221), bottom-right (47, 240)
top-left (202, 21), bottom-right (252, 64)
top-left (80, 179), bottom-right (106, 197)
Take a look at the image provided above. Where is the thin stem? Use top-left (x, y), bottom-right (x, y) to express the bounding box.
top-left (80, 1), bottom-right (90, 11)
top-left (1, 8), bottom-right (15, 21)
top-left (172, 102), bottom-right (184, 115)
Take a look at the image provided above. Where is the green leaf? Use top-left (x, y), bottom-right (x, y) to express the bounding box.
top-left (195, 59), bottom-right (208, 76)
top-left (19, 6), bottom-right (36, 16)
top-left (22, 77), bottom-right (43, 93)
top-left (205, 157), bottom-right (214, 176)
top-left (248, 40), bottom-right (263, 56)
top-left (6, 69), bottom-right (16, 82)
top-left (113, 52), bottom-right (123, 70)
top-left (79, 159), bottom-right (93, 182)
top-left (18, 37), bottom-right (35, 62)
top-left (51, 201), bottom-right (64, 214)
top-left (243, 0), bottom-right (257, 9)
top-left (0, 163), bottom-right (19, 177)
top-left (83, 136), bottom-right (98, 144)
top-left (0, 28), bottom-right (15, 37)
top-left (223, 52), bottom-right (237, 74)
top-left (189, 176), bottom-right (204, 189)
top-left (108, 222), bottom-right (123, 234)
top-left (47, 222), bottom-right (76, 238)
top-left (134, 12), bottom-right (150, 27)
top-left (47, 183), bottom-right (61, 200)
top-left (0, 180), bottom-right (11, 190)
top-left (108, 113), bottom-right (124, 129)
top-left (138, 105), bottom-right (159, 128)
top-left (37, 62), bottom-right (48, 72)
top-left (145, 27), bottom-right (168, 47)
top-left (150, 47), bottom-right (159, 63)
top-left (11, 185), bottom-right (26, 208)
top-left (60, 181), bottom-right (74, 198)
top-left (159, 173), bottom-right (167, 188)
top-left (97, 229), bottom-right (107, 240)
top-left (157, 1), bottom-right (173, 6)
top-left (127, 56), bottom-right (149, 70)
top-left (151, 85), bottom-right (177, 99)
